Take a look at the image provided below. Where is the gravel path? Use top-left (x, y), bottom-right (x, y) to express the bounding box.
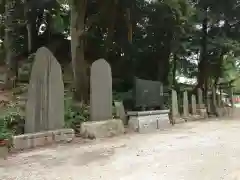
top-left (1, 119), bottom-right (240, 179)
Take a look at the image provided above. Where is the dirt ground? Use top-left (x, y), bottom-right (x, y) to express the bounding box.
top-left (1, 116), bottom-right (240, 179)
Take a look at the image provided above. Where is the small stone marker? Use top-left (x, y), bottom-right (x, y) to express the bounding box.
top-left (90, 59), bottom-right (112, 121)
top-left (25, 47), bottom-right (64, 133)
top-left (191, 95), bottom-right (197, 115)
top-left (183, 91), bottom-right (189, 117)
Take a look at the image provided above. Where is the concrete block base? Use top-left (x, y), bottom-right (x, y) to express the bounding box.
top-left (0, 146), bottom-right (8, 159)
top-left (157, 113), bottom-right (172, 130)
top-left (172, 117), bottom-right (186, 124)
top-left (80, 119), bottom-right (125, 138)
top-left (198, 108), bottom-right (208, 119)
top-left (182, 116), bottom-right (194, 122)
top-left (128, 110), bottom-right (171, 133)
top-left (12, 128), bottom-right (74, 152)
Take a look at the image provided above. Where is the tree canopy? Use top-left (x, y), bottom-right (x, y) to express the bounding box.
top-left (0, 0), bottom-right (240, 99)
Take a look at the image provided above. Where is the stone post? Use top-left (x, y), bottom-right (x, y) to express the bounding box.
top-left (219, 88), bottom-right (223, 107)
top-left (197, 88), bottom-right (204, 108)
top-left (229, 87), bottom-right (234, 116)
top-left (212, 86), bottom-right (218, 115)
top-left (171, 89), bottom-right (179, 124)
top-left (171, 89), bottom-right (185, 124)
top-left (191, 95), bottom-right (197, 115)
top-left (183, 91), bottom-right (189, 118)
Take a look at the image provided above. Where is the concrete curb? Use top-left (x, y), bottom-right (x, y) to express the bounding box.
top-left (12, 129), bottom-right (75, 152)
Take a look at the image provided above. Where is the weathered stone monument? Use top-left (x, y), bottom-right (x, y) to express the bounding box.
top-left (127, 78), bottom-right (171, 133)
top-left (183, 91), bottom-right (189, 118)
top-left (81, 58), bottom-right (124, 138)
top-left (90, 59), bottom-right (112, 121)
top-left (25, 47), bottom-right (64, 133)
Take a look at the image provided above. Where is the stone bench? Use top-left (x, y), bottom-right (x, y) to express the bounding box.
top-left (128, 110), bottom-right (171, 133)
top-left (12, 128), bottom-right (74, 152)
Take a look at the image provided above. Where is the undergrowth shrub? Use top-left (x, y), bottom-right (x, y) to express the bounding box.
top-left (64, 97), bottom-right (89, 134)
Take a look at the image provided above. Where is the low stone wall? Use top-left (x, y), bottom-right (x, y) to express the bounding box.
top-left (12, 129), bottom-right (74, 152)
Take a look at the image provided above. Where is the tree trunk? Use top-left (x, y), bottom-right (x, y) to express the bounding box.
top-left (126, 8), bottom-right (132, 43)
top-left (172, 54), bottom-right (177, 88)
top-left (4, 0), bottom-right (16, 89)
top-left (70, 0), bottom-right (89, 103)
top-left (26, 24), bottom-right (32, 53)
top-left (157, 45), bottom-right (171, 85)
top-left (197, 7), bottom-right (208, 89)
top-left (105, 0), bottom-right (117, 59)
top-left (24, 0), bottom-right (32, 53)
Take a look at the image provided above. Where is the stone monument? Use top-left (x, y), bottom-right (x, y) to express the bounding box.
top-left (81, 58), bottom-right (124, 138)
top-left (90, 59), bottom-right (112, 121)
top-left (25, 47), bottom-right (64, 133)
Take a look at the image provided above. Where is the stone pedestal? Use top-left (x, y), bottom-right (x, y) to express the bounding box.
top-left (0, 146), bottom-right (8, 159)
top-left (197, 108), bottom-right (208, 119)
top-left (128, 110), bottom-right (171, 133)
top-left (80, 119), bottom-right (125, 138)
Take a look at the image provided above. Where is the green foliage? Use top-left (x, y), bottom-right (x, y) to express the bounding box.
top-left (1, 111), bottom-right (24, 135)
top-left (113, 91), bottom-right (133, 102)
top-left (18, 54), bottom-right (35, 83)
top-left (0, 115), bottom-right (13, 141)
top-left (1, 0), bottom-right (240, 106)
top-left (64, 97), bottom-right (89, 133)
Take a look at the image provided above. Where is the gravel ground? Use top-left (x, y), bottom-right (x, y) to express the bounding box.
top-left (1, 118), bottom-right (240, 180)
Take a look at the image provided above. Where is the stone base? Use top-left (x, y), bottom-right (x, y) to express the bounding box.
top-left (172, 117), bottom-right (186, 124)
top-left (189, 114), bottom-right (208, 121)
top-left (128, 110), bottom-right (171, 133)
top-left (0, 146), bottom-right (8, 159)
top-left (182, 116), bottom-right (193, 122)
top-left (227, 107), bottom-right (234, 117)
top-left (12, 129), bottom-right (74, 152)
top-left (216, 107), bottom-right (233, 117)
top-left (197, 108), bottom-right (208, 119)
top-left (80, 119), bottom-right (125, 138)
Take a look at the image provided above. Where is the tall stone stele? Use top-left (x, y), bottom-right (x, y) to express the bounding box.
top-left (90, 59), bottom-right (112, 121)
top-left (25, 47), bottom-right (65, 133)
